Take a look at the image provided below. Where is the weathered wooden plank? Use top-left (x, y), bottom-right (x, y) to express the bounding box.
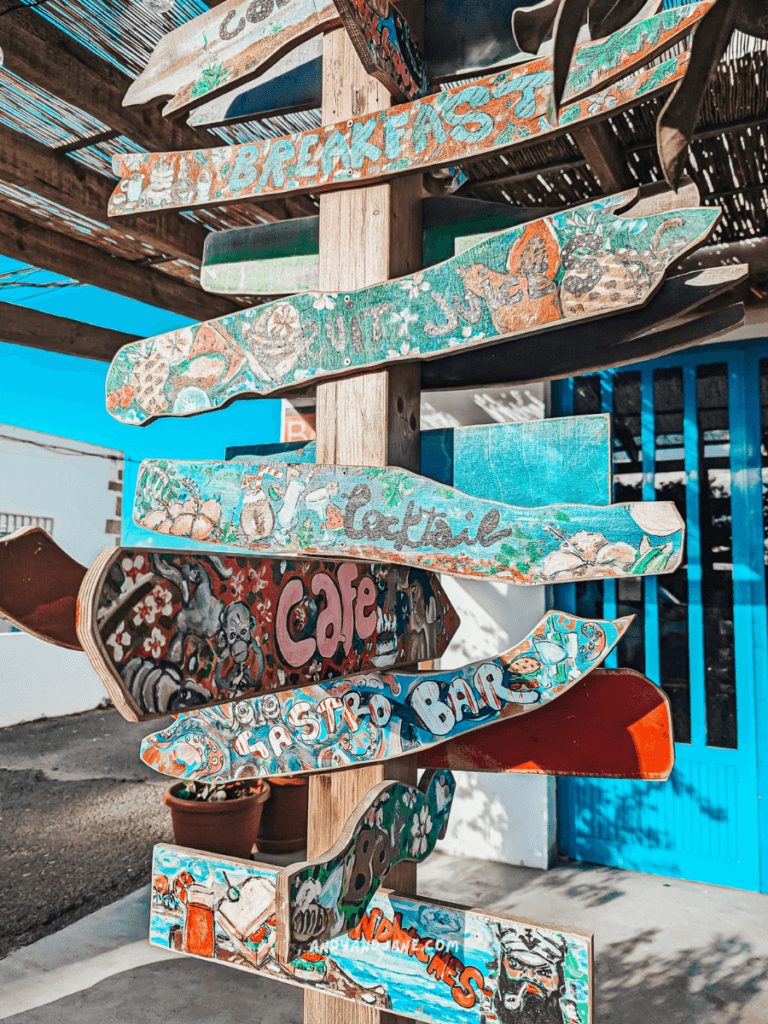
top-left (105, 194), bottom-right (718, 422)
top-left (76, 548), bottom-right (459, 721)
top-left (140, 610), bottom-right (629, 782)
top-left (108, 15), bottom-right (705, 217)
top-left (0, 301), bottom-right (139, 363)
top-left (124, 0), bottom-right (340, 119)
top-left (332, 0), bottom-right (428, 102)
top-left (200, 196), bottom-right (541, 296)
top-left (0, 209), bottom-right (239, 324)
top-left (132, 461), bottom-right (685, 585)
top-left (151, 844), bottom-right (594, 1023)
top-left (0, 121), bottom-right (210, 266)
top-left (420, 265), bottom-right (748, 391)
top-left (420, 668), bottom-right (675, 781)
top-left (0, 528), bottom-right (84, 650)
top-left (275, 770), bottom-right (455, 962)
top-left (227, 414), bottom-right (613, 507)
top-left (188, 41), bottom-right (322, 127)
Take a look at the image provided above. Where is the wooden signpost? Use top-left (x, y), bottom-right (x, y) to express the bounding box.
top-left (122, 0), bottom-right (341, 120)
top-left (108, 5), bottom-right (712, 217)
top-left (76, 548), bottom-right (459, 720)
top-left (105, 194), bottom-right (718, 423)
top-left (422, 668), bottom-right (675, 781)
top-left (138, 610), bottom-right (630, 782)
top-left (0, 526), bottom-right (85, 650)
top-left (151, 843), bottom-right (594, 1023)
top-left (131, 460), bottom-right (685, 586)
top-left (332, 0), bottom-right (429, 102)
top-left (275, 769), bottom-right (455, 961)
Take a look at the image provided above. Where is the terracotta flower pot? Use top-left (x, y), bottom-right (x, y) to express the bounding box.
top-left (254, 776), bottom-right (309, 853)
top-left (163, 780), bottom-right (270, 859)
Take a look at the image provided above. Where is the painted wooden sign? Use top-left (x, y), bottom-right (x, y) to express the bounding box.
top-left (108, 7), bottom-right (709, 217)
top-left (188, 40), bottom-right (322, 128)
top-left (139, 610), bottom-right (630, 782)
top-left (122, 0), bottom-right (340, 120)
top-left (132, 460), bottom-right (684, 586)
top-left (151, 844), bottom-right (593, 1023)
top-left (106, 194), bottom-right (718, 422)
top-left (76, 548), bottom-right (459, 721)
top-left (333, 0), bottom-right (429, 102)
top-left (421, 669), bottom-right (675, 781)
top-left (276, 769), bottom-right (455, 962)
top-left (0, 527), bottom-right (85, 650)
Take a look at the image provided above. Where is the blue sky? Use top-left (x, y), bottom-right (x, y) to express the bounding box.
top-left (0, 255), bottom-right (281, 504)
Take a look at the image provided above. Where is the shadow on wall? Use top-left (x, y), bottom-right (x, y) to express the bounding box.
top-left (595, 930), bottom-right (768, 1023)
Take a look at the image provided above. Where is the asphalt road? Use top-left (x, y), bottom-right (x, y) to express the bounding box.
top-left (0, 707), bottom-right (174, 959)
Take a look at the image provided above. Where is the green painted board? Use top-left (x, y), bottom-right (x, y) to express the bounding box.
top-left (201, 196), bottom-right (550, 296)
top-left (105, 193), bottom-right (718, 425)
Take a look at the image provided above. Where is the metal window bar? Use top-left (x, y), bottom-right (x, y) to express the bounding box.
top-left (0, 513), bottom-right (54, 538)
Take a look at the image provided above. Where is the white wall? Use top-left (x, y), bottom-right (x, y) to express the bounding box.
top-left (0, 424), bottom-right (123, 724)
top-left (418, 385), bottom-right (557, 870)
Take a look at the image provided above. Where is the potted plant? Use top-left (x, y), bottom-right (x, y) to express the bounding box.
top-left (254, 776), bottom-right (309, 854)
top-left (163, 779), bottom-right (270, 859)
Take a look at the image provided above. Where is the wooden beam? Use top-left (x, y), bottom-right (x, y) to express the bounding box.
top-left (0, 208), bottom-right (239, 322)
top-left (572, 121), bottom-right (629, 193)
top-left (0, 121), bottom-right (208, 264)
top-left (305, 11), bottom-right (422, 1024)
top-left (0, 8), bottom-right (314, 222)
top-left (0, 301), bottom-right (138, 362)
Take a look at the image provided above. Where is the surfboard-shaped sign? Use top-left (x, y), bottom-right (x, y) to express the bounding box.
top-left (122, 0), bottom-right (340, 120)
top-left (105, 193), bottom-right (718, 424)
top-left (332, 0), bottom-right (429, 102)
top-left (0, 527), bottom-right (85, 650)
top-left (421, 669), bottom-right (675, 781)
top-left (76, 549), bottom-right (459, 721)
top-left (108, 6), bottom-right (711, 217)
top-left (139, 611), bottom-right (630, 782)
top-left (151, 843), bottom-right (594, 1024)
top-left (275, 769), bottom-right (455, 962)
top-left (132, 460), bottom-right (685, 586)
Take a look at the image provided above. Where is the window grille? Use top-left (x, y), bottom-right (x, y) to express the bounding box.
top-left (0, 513), bottom-right (54, 538)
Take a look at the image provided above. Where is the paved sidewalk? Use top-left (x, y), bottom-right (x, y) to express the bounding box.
top-left (1, 851), bottom-right (766, 1024)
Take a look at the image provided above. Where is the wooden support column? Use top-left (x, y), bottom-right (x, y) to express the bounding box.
top-left (572, 122), bottom-right (629, 194)
top-left (304, 12), bottom-right (423, 1024)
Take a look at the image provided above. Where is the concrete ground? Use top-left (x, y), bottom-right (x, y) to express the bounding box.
top-left (1, 708), bottom-right (767, 1022)
top-left (0, 707), bottom-right (173, 957)
top-left (0, 854), bottom-right (767, 1023)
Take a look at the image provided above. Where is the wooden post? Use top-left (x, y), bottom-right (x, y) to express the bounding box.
top-left (304, 10), bottom-right (423, 1024)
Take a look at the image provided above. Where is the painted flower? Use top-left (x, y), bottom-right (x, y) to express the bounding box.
top-left (307, 657), bottom-right (322, 681)
top-left (390, 308), bottom-right (418, 337)
top-left (231, 570), bottom-right (246, 600)
top-left (410, 805), bottom-right (433, 857)
top-left (106, 621), bottom-right (132, 662)
top-left (400, 272), bottom-right (430, 299)
top-left (257, 598), bottom-right (273, 624)
top-left (365, 806), bottom-right (377, 827)
top-left (248, 565), bottom-right (268, 593)
top-left (293, 603), bottom-right (308, 628)
top-left (142, 627), bottom-right (165, 659)
top-left (313, 293), bottom-right (336, 311)
top-left (121, 554), bottom-right (150, 584)
top-left (155, 328), bottom-right (194, 364)
top-left (265, 303), bottom-right (301, 339)
top-left (402, 790), bottom-right (417, 809)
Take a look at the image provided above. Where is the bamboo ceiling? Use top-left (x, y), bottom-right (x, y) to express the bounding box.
top-left (0, 0), bottom-right (765, 320)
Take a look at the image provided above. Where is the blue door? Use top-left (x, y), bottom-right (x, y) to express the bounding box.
top-left (553, 338), bottom-right (768, 892)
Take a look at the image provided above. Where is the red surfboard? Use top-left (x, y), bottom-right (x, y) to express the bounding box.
top-left (420, 668), bottom-right (674, 781)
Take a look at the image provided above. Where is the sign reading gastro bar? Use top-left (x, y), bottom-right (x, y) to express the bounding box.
top-left (133, 461), bottom-right (685, 586)
top-left (108, 6), bottom-right (711, 217)
top-left (140, 611), bottom-right (629, 782)
top-left (105, 194), bottom-right (718, 424)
